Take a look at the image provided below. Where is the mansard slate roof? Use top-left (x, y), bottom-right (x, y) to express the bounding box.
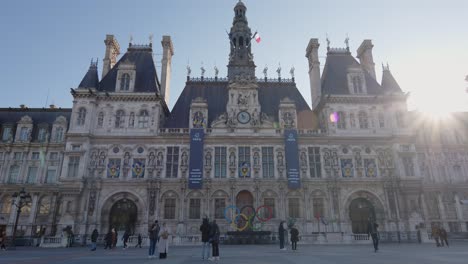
top-left (78, 63), bottom-right (99, 88)
top-left (164, 80), bottom-right (310, 128)
top-left (381, 68), bottom-right (402, 93)
top-left (321, 52), bottom-right (384, 95)
top-left (97, 47), bottom-right (160, 93)
top-left (0, 108), bottom-right (72, 126)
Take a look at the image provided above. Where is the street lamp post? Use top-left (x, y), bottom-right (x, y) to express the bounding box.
top-left (10, 187), bottom-right (31, 249)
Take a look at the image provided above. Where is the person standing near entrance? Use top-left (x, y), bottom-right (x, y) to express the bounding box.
top-left (136, 233), bottom-right (142, 248)
top-left (158, 223), bottom-right (170, 259)
top-left (290, 225), bottom-right (299, 251)
top-left (367, 219), bottom-right (379, 252)
top-left (208, 220), bottom-right (220, 261)
top-left (439, 227), bottom-right (449, 247)
top-left (148, 223), bottom-right (158, 258)
top-left (431, 225), bottom-right (441, 247)
top-left (122, 229), bottom-right (130, 249)
top-left (90, 229), bottom-right (99, 251)
top-left (278, 221), bottom-right (286, 250)
top-left (111, 228), bottom-right (118, 249)
top-left (200, 217), bottom-right (211, 260)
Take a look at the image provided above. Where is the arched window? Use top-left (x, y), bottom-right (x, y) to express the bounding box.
top-left (120, 73), bottom-right (130, 91)
top-left (233, 38), bottom-right (237, 48)
top-left (337, 111), bottom-right (346, 129)
top-left (129, 112), bottom-right (135, 128)
top-left (358, 111), bottom-right (368, 129)
top-left (55, 127), bottom-right (64, 142)
top-left (77, 108), bottom-right (86, 126)
top-left (378, 112), bottom-right (385, 128)
top-left (352, 76), bottom-right (363, 93)
top-left (138, 110), bottom-right (149, 128)
top-left (97, 112), bottom-right (104, 128)
top-left (115, 110), bottom-right (125, 128)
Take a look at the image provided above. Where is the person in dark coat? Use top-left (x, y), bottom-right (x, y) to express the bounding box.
top-left (90, 229), bottom-right (99, 251)
top-left (439, 227), bottom-right (449, 247)
top-left (111, 228), bottom-right (118, 249)
top-left (0, 230), bottom-right (6, 250)
top-left (367, 219), bottom-right (379, 252)
top-left (148, 223), bottom-right (158, 258)
top-left (122, 229), bottom-right (130, 249)
top-left (104, 230), bottom-right (112, 249)
top-left (290, 225), bottom-right (299, 251)
top-left (200, 217), bottom-right (211, 260)
top-left (135, 233), bottom-right (142, 248)
top-left (431, 226), bottom-right (441, 247)
top-left (208, 220), bottom-right (220, 261)
top-left (278, 221), bottom-right (286, 250)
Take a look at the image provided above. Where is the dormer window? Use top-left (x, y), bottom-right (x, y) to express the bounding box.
top-left (20, 127), bottom-right (29, 141)
top-left (352, 76), bottom-right (363, 93)
top-left (2, 126), bottom-right (12, 141)
top-left (77, 108), bottom-right (86, 126)
top-left (347, 69), bottom-right (367, 95)
top-left (37, 127), bottom-right (47, 142)
top-left (55, 127), bottom-right (64, 142)
top-left (120, 73), bottom-right (130, 91)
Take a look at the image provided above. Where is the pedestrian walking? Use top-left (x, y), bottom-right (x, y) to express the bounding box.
top-left (111, 228), bottom-right (117, 249)
top-left (104, 230), bottom-right (112, 249)
top-left (135, 233), bottom-right (142, 248)
top-left (122, 229), bottom-right (130, 249)
top-left (367, 218), bottom-right (379, 252)
top-left (90, 229), bottom-right (99, 251)
top-left (200, 217), bottom-right (211, 260)
top-left (148, 223), bottom-right (158, 258)
top-left (158, 223), bottom-right (170, 259)
top-left (290, 225), bottom-right (299, 251)
top-left (0, 230), bottom-right (6, 250)
top-left (208, 220), bottom-right (220, 261)
top-left (278, 221), bottom-right (286, 250)
top-left (431, 225), bottom-right (441, 247)
top-left (439, 227), bottom-right (449, 247)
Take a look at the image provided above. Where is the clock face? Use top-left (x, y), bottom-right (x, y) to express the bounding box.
top-left (237, 111), bottom-right (251, 124)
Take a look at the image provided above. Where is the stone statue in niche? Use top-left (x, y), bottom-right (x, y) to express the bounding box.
top-left (123, 152), bottom-right (131, 166)
top-left (237, 92), bottom-right (250, 106)
top-left (354, 150), bottom-right (362, 167)
top-left (251, 109), bottom-right (259, 126)
top-left (98, 151), bottom-right (106, 166)
top-left (192, 111), bottom-right (205, 128)
top-left (277, 152), bottom-right (284, 166)
top-left (181, 151), bottom-right (188, 166)
top-left (156, 151), bottom-right (163, 167)
top-left (89, 151), bottom-right (98, 167)
top-left (253, 152), bottom-right (260, 166)
top-left (148, 152), bottom-right (156, 166)
top-left (282, 112), bottom-right (295, 128)
top-left (300, 152), bottom-right (307, 167)
top-left (88, 190), bottom-right (96, 216)
top-left (205, 151), bottom-right (212, 166)
top-left (229, 152), bottom-right (236, 167)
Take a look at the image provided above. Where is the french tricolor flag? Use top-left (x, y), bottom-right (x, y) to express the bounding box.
top-left (254, 32), bottom-right (261, 43)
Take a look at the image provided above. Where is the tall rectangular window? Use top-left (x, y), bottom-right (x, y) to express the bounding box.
top-left (166, 147), bottom-right (179, 178)
top-left (164, 198), bottom-right (176, 219)
top-left (13, 152), bottom-right (22, 160)
top-left (238, 147), bottom-right (251, 178)
top-left (31, 152), bottom-right (39, 160)
top-left (288, 198), bottom-right (300, 218)
top-left (45, 168), bottom-right (56, 184)
top-left (2, 127), bottom-right (12, 141)
top-left (264, 198), bottom-right (276, 218)
top-left (50, 152), bottom-right (59, 160)
top-left (20, 127), bottom-right (29, 141)
top-left (26, 167), bottom-right (38, 184)
top-left (67, 157), bottom-right (80, 178)
top-left (312, 198), bottom-right (325, 219)
top-left (214, 147), bottom-right (227, 178)
top-left (189, 199), bottom-right (201, 219)
top-left (8, 165), bottom-right (20, 184)
top-left (37, 128), bottom-right (47, 142)
top-left (402, 156), bottom-right (414, 176)
top-left (262, 147), bottom-right (274, 178)
top-left (308, 147), bottom-right (322, 178)
top-left (214, 198), bottom-right (226, 219)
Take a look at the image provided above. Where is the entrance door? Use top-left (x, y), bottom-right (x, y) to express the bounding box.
top-left (236, 191), bottom-right (254, 231)
top-left (109, 199), bottom-right (137, 235)
top-left (349, 198), bottom-right (375, 234)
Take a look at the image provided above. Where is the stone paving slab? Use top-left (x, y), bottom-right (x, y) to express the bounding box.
top-left (1, 242), bottom-right (468, 264)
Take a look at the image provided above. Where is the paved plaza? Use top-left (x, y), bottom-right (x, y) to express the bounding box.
top-left (1, 242), bottom-right (468, 264)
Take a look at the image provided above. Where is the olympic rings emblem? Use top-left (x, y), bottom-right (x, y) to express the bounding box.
top-left (224, 205), bottom-right (273, 231)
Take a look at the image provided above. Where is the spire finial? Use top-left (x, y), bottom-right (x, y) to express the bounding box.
top-left (214, 65), bottom-right (219, 78)
top-left (345, 34), bottom-right (350, 51)
top-left (186, 65), bottom-right (191, 77)
top-left (263, 65), bottom-right (268, 78)
top-left (149, 33), bottom-right (153, 45)
top-left (200, 62), bottom-right (205, 78)
top-left (289, 66), bottom-right (295, 79)
top-left (276, 63), bottom-right (282, 79)
top-left (326, 34), bottom-right (330, 51)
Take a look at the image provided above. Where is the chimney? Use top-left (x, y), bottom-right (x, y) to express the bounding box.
top-left (102, 34), bottom-right (121, 78)
top-left (305, 38), bottom-right (321, 110)
top-left (49, 104), bottom-right (56, 109)
top-left (357, 39), bottom-right (376, 79)
top-left (20, 104), bottom-right (26, 109)
top-left (160, 36), bottom-right (174, 105)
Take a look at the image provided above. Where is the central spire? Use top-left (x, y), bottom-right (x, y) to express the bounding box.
top-left (227, 1), bottom-right (256, 80)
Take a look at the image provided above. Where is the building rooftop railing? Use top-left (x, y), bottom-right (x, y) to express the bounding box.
top-left (186, 76), bottom-right (295, 83)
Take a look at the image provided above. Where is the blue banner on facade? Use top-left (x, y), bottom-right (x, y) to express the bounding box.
top-left (188, 129), bottom-right (204, 189)
top-left (284, 129), bottom-right (301, 189)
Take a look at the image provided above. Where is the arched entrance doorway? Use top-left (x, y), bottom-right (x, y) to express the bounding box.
top-left (349, 198), bottom-right (376, 234)
top-left (109, 199), bottom-right (137, 234)
top-left (236, 190), bottom-right (254, 231)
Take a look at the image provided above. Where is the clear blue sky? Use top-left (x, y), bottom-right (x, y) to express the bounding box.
top-left (1, 0), bottom-right (467, 113)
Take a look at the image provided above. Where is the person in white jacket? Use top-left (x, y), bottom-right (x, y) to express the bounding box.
top-left (158, 223), bottom-right (170, 259)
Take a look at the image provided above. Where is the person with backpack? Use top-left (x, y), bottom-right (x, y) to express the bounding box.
top-left (208, 220), bottom-right (220, 261)
top-left (290, 225), bottom-right (299, 251)
top-left (200, 217), bottom-right (211, 260)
